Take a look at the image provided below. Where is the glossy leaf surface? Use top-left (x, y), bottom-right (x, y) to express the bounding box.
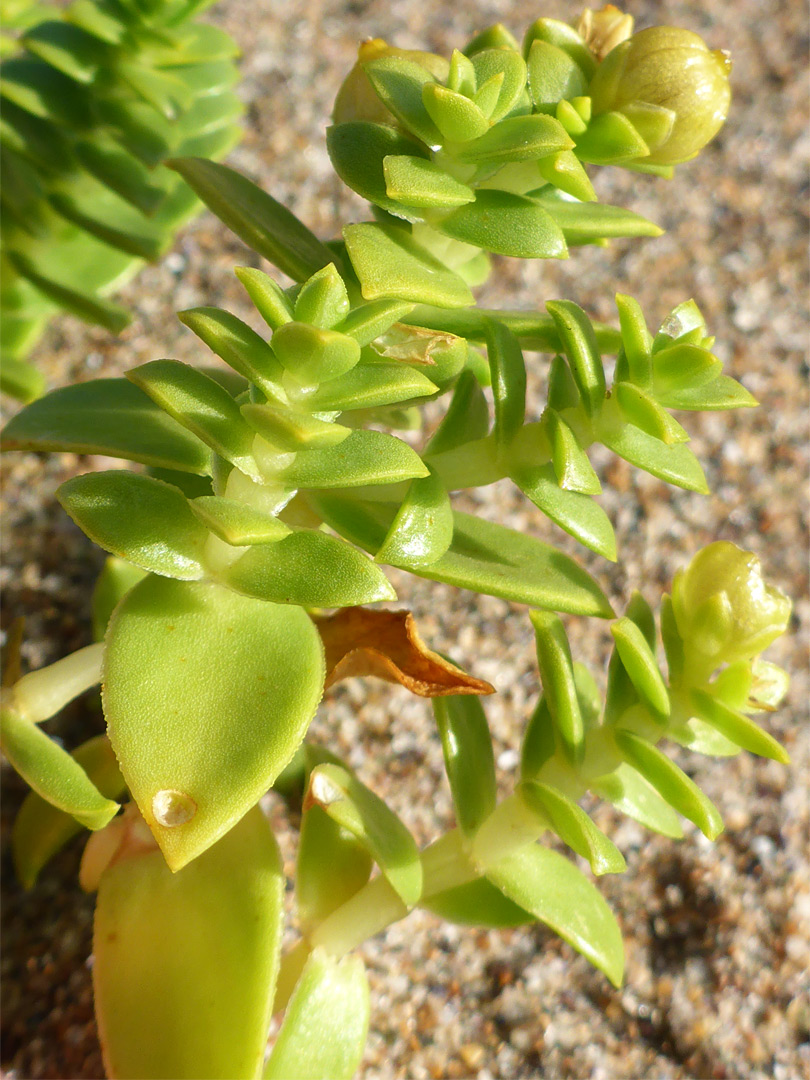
top-left (433, 694), bottom-right (497, 837)
top-left (103, 576), bottom-right (324, 869)
top-left (282, 429), bottom-right (428, 489)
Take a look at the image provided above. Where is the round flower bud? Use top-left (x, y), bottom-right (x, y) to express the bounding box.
top-left (333, 39), bottom-right (448, 126)
top-left (671, 542), bottom-right (791, 668)
top-left (588, 26), bottom-right (732, 164)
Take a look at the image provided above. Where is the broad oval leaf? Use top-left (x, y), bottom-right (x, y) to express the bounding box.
top-left (94, 806), bottom-right (284, 1080)
top-left (103, 576), bottom-right (324, 869)
top-left (58, 471), bottom-right (210, 580)
top-left (264, 951), bottom-right (370, 1080)
top-left (485, 843), bottom-right (624, 986)
top-left (326, 121), bottom-right (427, 216)
top-left (1, 379), bottom-right (211, 474)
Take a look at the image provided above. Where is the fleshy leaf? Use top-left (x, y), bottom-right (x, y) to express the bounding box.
top-left (423, 369), bottom-right (489, 456)
top-left (222, 531), bottom-right (396, 607)
top-left (58, 471), bottom-right (209, 581)
top-left (422, 875), bottom-right (533, 927)
top-left (484, 843), bottom-right (624, 986)
top-left (485, 317), bottom-right (526, 450)
top-left (168, 158), bottom-right (337, 282)
top-left (12, 735), bottom-right (126, 889)
top-left (92, 558), bottom-right (149, 642)
top-left (93, 806), bottom-right (283, 1080)
top-left (310, 494), bottom-right (614, 617)
top-left (0, 708), bottom-right (119, 831)
top-left (610, 617), bottom-right (670, 718)
top-left (103, 576), bottom-right (324, 869)
top-left (530, 610), bottom-right (584, 764)
top-left (326, 121), bottom-right (428, 216)
top-left (613, 728), bottom-right (724, 840)
top-left (1, 379), bottom-right (211, 474)
top-left (296, 805), bottom-right (373, 931)
top-left (546, 300), bottom-right (606, 416)
top-left (440, 190), bottom-right (568, 259)
top-left (433, 694), bottom-right (497, 836)
top-left (305, 763), bottom-right (422, 906)
top-left (344, 222), bottom-right (474, 307)
top-left (264, 951), bottom-right (370, 1080)
top-left (282, 429), bottom-right (428, 489)
top-left (512, 463), bottom-right (616, 560)
top-left (375, 465), bottom-right (454, 567)
top-left (591, 763), bottom-right (684, 839)
top-left (690, 688), bottom-right (789, 763)
top-left (189, 496), bottom-right (292, 546)
top-left (314, 608), bottom-right (493, 697)
top-left (453, 113), bottom-right (573, 164)
top-left (519, 781), bottom-right (626, 875)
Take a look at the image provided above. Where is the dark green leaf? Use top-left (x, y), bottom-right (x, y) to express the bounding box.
top-left (168, 158), bottom-right (338, 282)
top-left (610, 617), bottom-right (670, 719)
top-left (423, 370), bottom-right (489, 456)
top-left (546, 300), bottom-right (605, 416)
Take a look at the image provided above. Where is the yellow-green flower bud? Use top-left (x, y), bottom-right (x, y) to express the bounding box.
top-left (672, 542), bottom-right (791, 669)
top-left (576, 5), bottom-right (634, 63)
top-left (333, 39), bottom-right (448, 126)
top-left (588, 26), bottom-right (732, 164)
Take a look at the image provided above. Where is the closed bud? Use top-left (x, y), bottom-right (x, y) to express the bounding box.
top-left (672, 543), bottom-right (791, 669)
top-left (576, 5), bottom-right (634, 62)
top-left (589, 26), bottom-right (732, 164)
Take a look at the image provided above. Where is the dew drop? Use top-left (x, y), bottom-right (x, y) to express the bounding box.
top-left (152, 789), bottom-right (197, 827)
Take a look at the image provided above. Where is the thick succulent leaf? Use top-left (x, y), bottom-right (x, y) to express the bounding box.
top-left (190, 496), bottom-right (291, 546)
top-left (423, 369), bottom-right (490, 456)
top-left (327, 121), bottom-right (427, 216)
top-left (433, 694), bottom-right (497, 837)
top-left (484, 844), bottom-right (624, 986)
top-left (128, 360), bottom-right (260, 478)
top-left (307, 362), bottom-right (438, 411)
top-left (361, 56), bottom-right (443, 145)
top-left (440, 189), bottom-right (568, 259)
top-left (690, 688), bottom-right (789, 763)
top-left (222, 531), bottom-right (396, 607)
top-left (376, 466), bottom-right (453, 567)
top-left (296, 805), bottom-right (373, 931)
top-left (530, 610), bottom-right (584, 764)
top-left (535, 194), bottom-right (662, 244)
top-left (293, 262), bottom-right (350, 329)
top-left (311, 493), bottom-right (613, 617)
top-left (93, 806), bottom-right (283, 1080)
top-left (383, 154), bottom-right (475, 208)
top-left (103, 576), bottom-right (324, 869)
top-left (614, 382), bottom-right (689, 445)
top-left (546, 300), bottom-right (606, 416)
top-left (613, 728), bottom-right (724, 840)
top-left (574, 111), bottom-right (649, 164)
top-left (264, 951), bottom-right (370, 1080)
top-left (168, 158), bottom-right (337, 282)
top-left (597, 402), bottom-right (708, 492)
top-left (610, 617), bottom-right (670, 719)
top-left (422, 875), bottom-right (534, 927)
top-left (177, 307), bottom-right (283, 396)
top-left (1, 378), bottom-right (211, 473)
top-left (542, 408), bottom-right (601, 493)
top-left (453, 113), bottom-right (573, 164)
top-left (337, 298), bottom-right (415, 347)
top-left (234, 266), bottom-right (293, 330)
top-left (12, 735), bottom-right (125, 889)
top-left (591, 762), bottom-right (684, 839)
top-left (0, 708), bottom-right (119, 831)
top-left (282, 429), bottom-right (428, 489)
top-left (656, 375), bottom-right (757, 412)
top-left (519, 781), bottom-right (626, 875)
top-left (527, 39), bottom-right (588, 106)
top-left (471, 46), bottom-right (527, 122)
top-left (6, 250), bottom-right (131, 333)
top-left (485, 317), bottom-right (526, 449)
top-left (422, 83), bottom-right (489, 142)
top-left (343, 222), bottom-right (474, 307)
top-left (58, 471), bottom-right (209, 580)
top-left (242, 403), bottom-right (351, 451)
top-left (512, 463), bottom-right (616, 560)
top-left (306, 763), bottom-right (422, 906)
top-left (520, 695), bottom-right (557, 778)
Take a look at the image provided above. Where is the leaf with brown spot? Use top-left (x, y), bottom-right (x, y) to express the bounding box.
top-left (314, 608), bottom-right (494, 697)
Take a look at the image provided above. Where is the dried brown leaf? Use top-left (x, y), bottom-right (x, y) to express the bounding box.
top-left (314, 608), bottom-right (494, 698)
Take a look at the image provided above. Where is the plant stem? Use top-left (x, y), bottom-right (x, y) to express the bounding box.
top-left (9, 642), bottom-right (104, 724)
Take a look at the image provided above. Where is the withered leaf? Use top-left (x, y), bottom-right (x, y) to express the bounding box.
top-left (314, 608), bottom-right (494, 698)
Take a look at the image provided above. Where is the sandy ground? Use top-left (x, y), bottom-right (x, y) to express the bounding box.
top-left (1, 1), bottom-right (808, 1077)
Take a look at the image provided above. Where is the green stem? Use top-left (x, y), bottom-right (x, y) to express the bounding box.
top-left (9, 642), bottom-right (104, 724)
